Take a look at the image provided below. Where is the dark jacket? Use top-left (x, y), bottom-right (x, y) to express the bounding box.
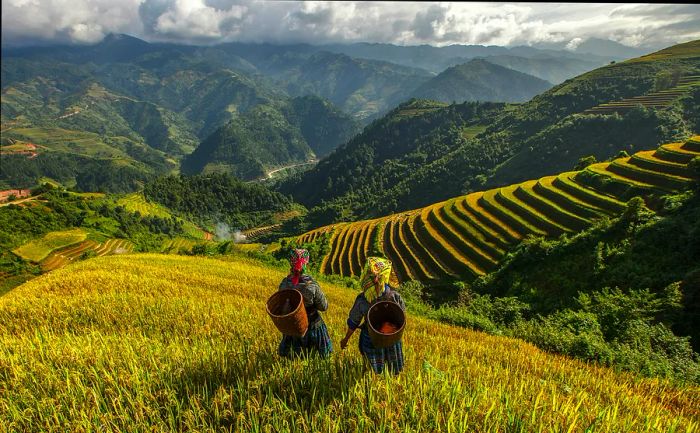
top-left (279, 274), bottom-right (328, 328)
top-left (346, 285), bottom-right (405, 331)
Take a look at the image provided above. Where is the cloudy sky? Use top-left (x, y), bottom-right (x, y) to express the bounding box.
top-left (2, 1), bottom-right (699, 49)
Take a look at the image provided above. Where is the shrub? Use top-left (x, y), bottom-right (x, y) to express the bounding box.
top-left (468, 294), bottom-right (530, 327)
top-left (79, 249), bottom-right (97, 260)
top-left (513, 310), bottom-right (612, 363)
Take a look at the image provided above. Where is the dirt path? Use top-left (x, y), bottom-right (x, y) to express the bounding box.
top-left (0, 195), bottom-right (38, 207)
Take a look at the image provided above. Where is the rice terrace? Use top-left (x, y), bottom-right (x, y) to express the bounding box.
top-left (2, 1), bottom-right (700, 432)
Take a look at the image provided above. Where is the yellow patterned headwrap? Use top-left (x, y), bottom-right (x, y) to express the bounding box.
top-left (360, 257), bottom-right (398, 303)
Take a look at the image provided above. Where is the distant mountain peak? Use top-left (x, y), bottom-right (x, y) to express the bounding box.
top-left (410, 57), bottom-right (552, 104)
top-left (98, 33), bottom-right (149, 46)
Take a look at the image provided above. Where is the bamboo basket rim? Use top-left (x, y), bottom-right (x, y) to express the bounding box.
top-left (367, 300), bottom-right (406, 336)
top-left (266, 289), bottom-right (304, 318)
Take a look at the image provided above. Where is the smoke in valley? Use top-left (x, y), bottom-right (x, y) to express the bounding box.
top-left (215, 222), bottom-right (247, 243)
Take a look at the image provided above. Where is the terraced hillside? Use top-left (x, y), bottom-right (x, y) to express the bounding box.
top-left (243, 224), bottom-right (282, 241)
top-left (583, 75), bottom-right (700, 115)
top-left (297, 136), bottom-right (700, 283)
top-left (41, 238), bottom-right (134, 271)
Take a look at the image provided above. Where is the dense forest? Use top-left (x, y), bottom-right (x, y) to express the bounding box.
top-left (278, 99), bottom-right (507, 228)
top-left (143, 173), bottom-right (297, 230)
top-left (180, 96), bottom-right (359, 180)
top-left (410, 59), bottom-right (553, 103)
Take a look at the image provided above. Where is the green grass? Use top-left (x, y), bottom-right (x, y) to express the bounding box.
top-left (418, 205), bottom-right (485, 277)
top-left (12, 228), bottom-right (87, 262)
top-left (394, 215), bottom-right (434, 281)
top-left (5, 127), bottom-right (131, 159)
top-left (117, 193), bottom-right (172, 218)
top-left (445, 201), bottom-right (509, 254)
top-left (381, 218), bottom-right (412, 282)
top-left (629, 151), bottom-right (694, 178)
top-left (117, 193), bottom-right (206, 240)
top-left (494, 186), bottom-right (564, 236)
top-left (656, 142), bottom-right (700, 164)
top-left (458, 194), bottom-right (520, 245)
top-left (584, 163), bottom-right (662, 193)
top-left (608, 158), bottom-right (692, 191)
top-left (439, 201), bottom-right (503, 264)
top-left (461, 125), bottom-right (487, 140)
top-left (404, 213), bottom-right (455, 279)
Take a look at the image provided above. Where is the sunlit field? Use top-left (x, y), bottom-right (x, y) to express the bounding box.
top-left (1, 254), bottom-right (698, 432)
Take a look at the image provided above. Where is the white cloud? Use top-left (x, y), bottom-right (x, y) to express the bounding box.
top-left (566, 38), bottom-right (583, 51)
top-left (2, 1), bottom-right (699, 48)
top-left (2, 0), bottom-right (144, 45)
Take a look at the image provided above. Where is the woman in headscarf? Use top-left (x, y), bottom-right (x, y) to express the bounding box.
top-left (340, 256), bottom-right (406, 374)
top-left (277, 248), bottom-right (333, 358)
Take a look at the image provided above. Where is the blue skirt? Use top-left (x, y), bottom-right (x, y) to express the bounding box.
top-left (278, 321), bottom-right (333, 358)
top-left (359, 327), bottom-right (404, 374)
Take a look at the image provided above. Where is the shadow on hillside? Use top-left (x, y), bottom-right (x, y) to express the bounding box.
top-left (169, 343), bottom-right (366, 426)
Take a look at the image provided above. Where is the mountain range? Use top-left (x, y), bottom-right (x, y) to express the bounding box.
top-left (2, 33), bottom-right (676, 192)
top-left (280, 40), bottom-right (700, 225)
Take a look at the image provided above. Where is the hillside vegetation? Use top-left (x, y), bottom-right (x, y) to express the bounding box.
top-left (1, 37), bottom-right (359, 190)
top-left (410, 59), bottom-right (553, 103)
top-left (282, 40), bottom-right (700, 221)
top-left (143, 172), bottom-right (298, 231)
top-left (0, 187), bottom-right (205, 293)
top-left (391, 41), bottom-right (700, 207)
top-left (181, 97), bottom-right (359, 180)
top-left (279, 99), bottom-right (507, 224)
top-left (1, 254), bottom-right (697, 431)
top-left (294, 137), bottom-right (699, 283)
top-left (287, 137), bottom-right (700, 378)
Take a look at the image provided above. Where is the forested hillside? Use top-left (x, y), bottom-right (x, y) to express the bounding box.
top-left (181, 97), bottom-right (359, 180)
top-left (281, 40), bottom-right (700, 223)
top-left (321, 41), bottom-right (618, 76)
top-left (1, 38), bottom-right (368, 190)
top-left (410, 59), bottom-right (552, 103)
top-left (143, 173), bottom-right (297, 231)
top-left (278, 99), bottom-right (507, 226)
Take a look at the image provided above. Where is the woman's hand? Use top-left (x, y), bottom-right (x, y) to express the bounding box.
top-left (341, 327), bottom-right (354, 350)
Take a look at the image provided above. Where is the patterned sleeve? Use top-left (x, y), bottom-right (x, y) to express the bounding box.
top-left (308, 277), bottom-right (328, 312)
top-left (347, 294), bottom-right (367, 330)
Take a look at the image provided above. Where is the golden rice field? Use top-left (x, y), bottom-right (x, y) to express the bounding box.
top-left (298, 136), bottom-right (700, 284)
top-left (12, 228), bottom-right (87, 262)
top-left (1, 254), bottom-right (698, 432)
top-left (40, 238), bottom-right (134, 272)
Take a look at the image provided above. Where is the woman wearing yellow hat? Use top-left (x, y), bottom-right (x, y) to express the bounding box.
top-left (340, 256), bottom-right (406, 374)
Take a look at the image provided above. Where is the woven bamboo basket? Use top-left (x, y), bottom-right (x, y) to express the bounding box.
top-left (367, 300), bottom-right (406, 348)
top-left (266, 289), bottom-right (308, 337)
